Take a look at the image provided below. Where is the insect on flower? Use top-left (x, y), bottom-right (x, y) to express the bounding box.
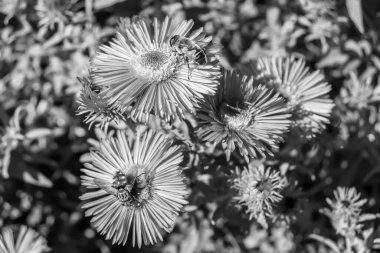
top-left (94, 166), bottom-right (147, 206)
top-left (89, 16), bottom-right (220, 122)
top-left (80, 130), bottom-right (188, 247)
top-left (169, 35), bottom-right (208, 79)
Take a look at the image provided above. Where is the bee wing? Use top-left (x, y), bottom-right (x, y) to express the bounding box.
top-left (94, 178), bottom-right (118, 196)
top-left (125, 166), bottom-right (138, 184)
top-left (178, 38), bottom-right (194, 48)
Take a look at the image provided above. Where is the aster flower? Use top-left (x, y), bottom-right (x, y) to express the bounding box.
top-left (340, 72), bottom-right (380, 109)
top-left (300, 17), bottom-right (340, 53)
top-left (90, 16), bottom-right (220, 123)
top-left (231, 163), bottom-right (285, 228)
top-left (35, 0), bottom-right (73, 36)
top-left (0, 225), bottom-right (49, 253)
top-left (240, 57), bottom-right (334, 138)
top-left (76, 77), bottom-right (125, 129)
top-left (80, 129), bottom-right (188, 247)
top-left (197, 70), bottom-right (290, 161)
top-left (321, 187), bottom-right (367, 237)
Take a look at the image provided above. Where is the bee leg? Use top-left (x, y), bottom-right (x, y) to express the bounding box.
top-left (185, 57), bottom-right (191, 80)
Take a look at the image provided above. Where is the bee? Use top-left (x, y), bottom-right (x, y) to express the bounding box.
top-left (94, 166), bottom-right (147, 206)
top-left (169, 35), bottom-right (208, 79)
top-left (94, 178), bottom-right (134, 204)
top-left (112, 169), bottom-right (138, 192)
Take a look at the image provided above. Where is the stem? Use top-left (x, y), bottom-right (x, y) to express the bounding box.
top-left (345, 236), bottom-right (352, 253)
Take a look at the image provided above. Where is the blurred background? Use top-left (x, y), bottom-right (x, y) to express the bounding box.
top-left (1, 0), bottom-right (380, 252)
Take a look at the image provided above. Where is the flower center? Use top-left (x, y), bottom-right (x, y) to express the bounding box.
top-left (138, 51), bottom-right (169, 70)
top-left (133, 50), bottom-right (175, 82)
top-left (256, 178), bottom-right (273, 197)
top-left (219, 103), bottom-right (252, 130)
top-left (112, 166), bottom-right (152, 207)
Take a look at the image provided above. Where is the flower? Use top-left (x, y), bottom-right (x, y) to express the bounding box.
top-left (301, 17), bottom-right (340, 53)
top-left (240, 57), bottom-right (334, 138)
top-left (231, 162), bottom-right (285, 228)
top-left (90, 16), bottom-right (220, 123)
top-left (340, 72), bottom-right (380, 109)
top-left (197, 70), bottom-right (290, 161)
top-left (0, 225), bottom-right (49, 253)
top-left (35, 0), bottom-right (72, 36)
top-left (76, 77), bottom-right (125, 129)
top-left (321, 187), bottom-right (367, 237)
top-left (80, 129), bottom-right (188, 247)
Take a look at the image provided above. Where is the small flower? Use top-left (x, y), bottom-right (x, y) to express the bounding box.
top-left (321, 187), bottom-right (367, 237)
top-left (0, 225), bottom-right (49, 253)
top-left (76, 77), bottom-right (125, 129)
top-left (197, 70), bottom-right (290, 161)
top-left (340, 72), bottom-right (380, 109)
top-left (35, 0), bottom-right (73, 36)
top-left (80, 129), bottom-right (188, 247)
top-left (89, 16), bottom-right (220, 123)
top-left (231, 163), bottom-right (285, 228)
top-left (240, 57), bottom-right (334, 138)
top-left (301, 17), bottom-right (340, 53)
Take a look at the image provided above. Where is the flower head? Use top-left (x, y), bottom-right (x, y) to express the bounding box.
top-left (35, 0), bottom-right (72, 34)
top-left (340, 72), bottom-right (380, 109)
top-left (76, 77), bottom-right (125, 129)
top-left (197, 70), bottom-right (290, 161)
top-left (80, 129), bottom-right (188, 247)
top-left (90, 16), bottom-right (220, 123)
top-left (240, 57), bottom-right (334, 138)
top-left (231, 163), bottom-right (285, 228)
top-left (322, 187), bottom-right (367, 237)
top-left (0, 225), bottom-right (49, 253)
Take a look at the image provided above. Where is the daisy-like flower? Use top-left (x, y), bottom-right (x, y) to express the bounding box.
top-left (197, 70), bottom-right (290, 161)
top-left (0, 225), bottom-right (49, 253)
top-left (240, 57), bottom-right (334, 138)
top-left (80, 129), bottom-right (188, 247)
top-left (231, 162), bottom-right (285, 228)
top-left (90, 16), bottom-right (220, 123)
top-left (340, 72), bottom-right (380, 109)
top-left (76, 77), bottom-right (125, 129)
top-left (321, 187), bottom-right (367, 237)
top-left (35, 0), bottom-right (73, 36)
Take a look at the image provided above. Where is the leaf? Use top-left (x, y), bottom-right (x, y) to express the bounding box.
top-left (8, 153), bottom-right (53, 188)
top-left (309, 234), bottom-right (341, 253)
top-left (25, 128), bottom-right (52, 139)
top-left (93, 0), bottom-right (125, 10)
top-left (359, 213), bottom-right (380, 222)
top-left (317, 49), bottom-right (349, 68)
top-left (344, 40), bottom-right (363, 57)
top-left (346, 0), bottom-right (364, 33)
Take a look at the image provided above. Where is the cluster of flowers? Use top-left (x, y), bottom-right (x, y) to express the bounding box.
top-left (76, 16), bottom-right (334, 247)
